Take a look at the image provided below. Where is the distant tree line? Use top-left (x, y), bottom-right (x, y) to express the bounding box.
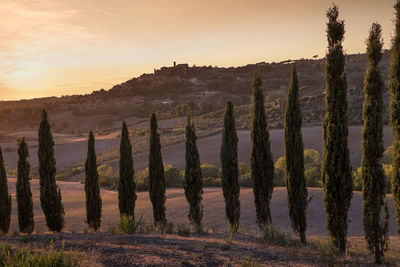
top-left (3, 2), bottom-right (400, 264)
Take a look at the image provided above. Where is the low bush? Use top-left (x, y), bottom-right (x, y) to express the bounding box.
top-left (118, 215), bottom-right (142, 234)
top-left (0, 241), bottom-right (78, 267)
top-left (262, 225), bottom-right (292, 247)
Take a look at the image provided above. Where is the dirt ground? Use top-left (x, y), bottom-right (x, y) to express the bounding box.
top-left (2, 179), bottom-right (400, 266)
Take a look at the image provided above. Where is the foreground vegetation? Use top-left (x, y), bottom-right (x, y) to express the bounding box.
top-left (0, 225), bottom-right (399, 266)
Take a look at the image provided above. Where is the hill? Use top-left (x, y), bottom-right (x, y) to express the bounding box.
top-left (0, 50), bottom-right (392, 134)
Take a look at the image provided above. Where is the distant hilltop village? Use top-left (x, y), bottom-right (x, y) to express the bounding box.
top-left (154, 61), bottom-right (190, 76)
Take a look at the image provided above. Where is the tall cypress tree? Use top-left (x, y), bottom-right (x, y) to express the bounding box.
top-left (148, 113), bottom-right (167, 225)
top-left (284, 65), bottom-right (307, 243)
top-left (84, 131), bottom-right (102, 231)
top-left (16, 138), bottom-right (34, 234)
top-left (362, 23), bottom-right (389, 264)
top-left (0, 147), bottom-right (11, 234)
top-left (183, 115), bottom-right (203, 227)
top-left (321, 5), bottom-right (353, 251)
top-left (38, 109), bottom-right (64, 232)
top-left (118, 121), bottom-right (137, 218)
top-left (221, 101), bottom-right (240, 232)
top-left (250, 71), bottom-right (274, 228)
top-left (390, 0), bottom-right (400, 236)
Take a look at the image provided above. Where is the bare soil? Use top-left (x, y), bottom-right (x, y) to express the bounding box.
top-left (2, 179), bottom-right (400, 266)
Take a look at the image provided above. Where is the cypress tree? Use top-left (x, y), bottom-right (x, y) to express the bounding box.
top-left (0, 147), bottom-right (11, 234)
top-left (250, 71), bottom-right (274, 228)
top-left (183, 115), bottom-right (203, 227)
top-left (118, 121), bottom-right (137, 218)
top-left (362, 23), bottom-right (389, 264)
top-left (16, 138), bottom-right (34, 234)
top-left (221, 101), bottom-right (240, 232)
top-left (284, 65), bottom-right (307, 243)
top-left (321, 5), bottom-right (353, 251)
top-left (84, 131), bottom-right (102, 231)
top-left (390, 0), bottom-right (400, 235)
top-left (148, 113), bottom-right (167, 225)
top-left (38, 109), bottom-right (64, 232)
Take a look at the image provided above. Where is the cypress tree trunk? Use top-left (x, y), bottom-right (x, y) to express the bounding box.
top-left (284, 65), bottom-right (307, 243)
top-left (390, 0), bottom-right (400, 236)
top-left (250, 71), bottom-right (274, 228)
top-left (183, 115), bottom-right (203, 227)
top-left (148, 113), bottom-right (167, 225)
top-left (0, 147), bottom-right (11, 234)
top-left (321, 5), bottom-right (353, 252)
top-left (221, 101), bottom-right (240, 232)
top-left (38, 109), bottom-right (65, 232)
top-left (84, 131), bottom-right (102, 231)
top-left (16, 138), bottom-right (34, 234)
top-left (362, 23), bottom-right (389, 264)
top-left (118, 121), bottom-right (137, 218)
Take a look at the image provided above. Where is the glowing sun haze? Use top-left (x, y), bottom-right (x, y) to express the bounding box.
top-left (0, 0), bottom-right (395, 100)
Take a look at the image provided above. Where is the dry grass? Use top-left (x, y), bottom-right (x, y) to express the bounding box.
top-left (3, 179), bottom-right (400, 265)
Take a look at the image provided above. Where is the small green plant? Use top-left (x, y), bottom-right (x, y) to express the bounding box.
top-left (224, 222), bottom-right (235, 248)
top-left (156, 222), bottom-right (174, 235)
top-left (317, 239), bottom-right (339, 266)
top-left (194, 225), bottom-right (208, 235)
top-left (118, 215), bottom-right (142, 234)
top-left (1, 241), bottom-right (78, 266)
top-left (176, 225), bottom-right (190, 237)
top-left (262, 224), bottom-right (290, 246)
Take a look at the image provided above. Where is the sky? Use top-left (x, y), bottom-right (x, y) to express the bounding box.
top-left (0, 0), bottom-right (397, 100)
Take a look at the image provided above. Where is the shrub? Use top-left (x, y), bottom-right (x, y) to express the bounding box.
top-left (98, 164), bottom-right (118, 189)
top-left (238, 162), bottom-right (251, 176)
top-left (165, 165), bottom-right (184, 188)
top-left (201, 164), bottom-right (220, 179)
top-left (135, 169), bottom-right (149, 191)
top-left (203, 177), bottom-right (221, 187)
top-left (273, 157), bottom-right (285, 186)
top-left (0, 241), bottom-right (78, 267)
top-left (304, 149), bottom-right (320, 169)
top-left (262, 225), bottom-right (291, 247)
top-left (176, 224), bottom-right (190, 237)
top-left (305, 167), bottom-right (321, 187)
top-left (118, 215), bottom-right (142, 234)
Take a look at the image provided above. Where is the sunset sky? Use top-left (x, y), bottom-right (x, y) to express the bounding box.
top-left (0, 0), bottom-right (396, 100)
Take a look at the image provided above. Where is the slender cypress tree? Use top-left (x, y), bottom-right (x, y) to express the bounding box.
top-left (362, 23), bottom-right (389, 264)
top-left (250, 71), bottom-right (274, 228)
top-left (321, 5), bottom-right (353, 251)
top-left (221, 101), bottom-right (240, 232)
top-left (38, 109), bottom-right (64, 232)
top-left (148, 113), bottom-right (167, 225)
top-left (118, 121), bottom-right (137, 218)
top-left (390, 0), bottom-right (400, 235)
top-left (16, 138), bottom-right (34, 234)
top-left (84, 131), bottom-right (102, 231)
top-left (183, 115), bottom-right (203, 227)
top-left (284, 65), bottom-right (307, 243)
top-left (0, 147), bottom-right (11, 234)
